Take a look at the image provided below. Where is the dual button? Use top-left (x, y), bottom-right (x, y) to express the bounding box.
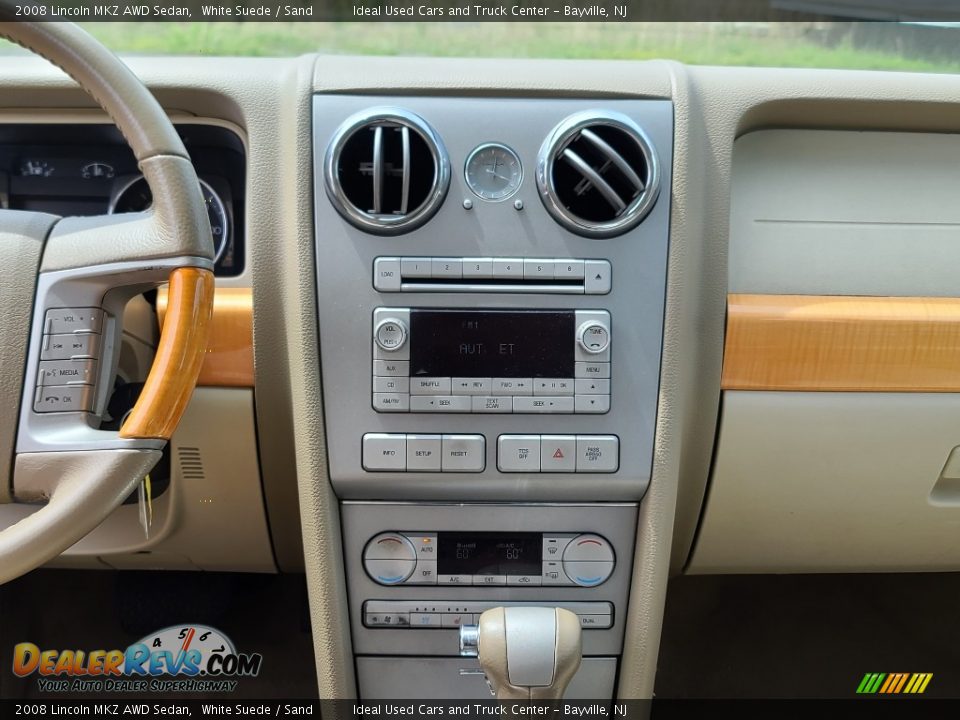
top-left (362, 433), bottom-right (485, 473)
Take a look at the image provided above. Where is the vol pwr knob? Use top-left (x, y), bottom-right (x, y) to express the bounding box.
top-left (561, 533), bottom-right (615, 587)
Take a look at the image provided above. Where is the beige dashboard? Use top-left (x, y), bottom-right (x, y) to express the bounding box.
top-left (3, 53), bottom-right (960, 697)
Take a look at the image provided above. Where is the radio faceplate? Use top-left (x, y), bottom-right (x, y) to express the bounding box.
top-left (372, 307), bottom-right (611, 415)
top-left (313, 95), bottom-right (672, 501)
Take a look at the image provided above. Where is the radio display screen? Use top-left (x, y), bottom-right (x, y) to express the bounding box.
top-left (410, 310), bottom-right (574, 378)
top-left (437, 532), bottom-right (542, 576)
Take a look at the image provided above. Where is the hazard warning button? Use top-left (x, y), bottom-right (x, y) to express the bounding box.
top-left (540, 435), bottom-right (576, 473)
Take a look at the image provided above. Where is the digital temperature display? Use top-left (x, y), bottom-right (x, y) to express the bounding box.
top-left (437, 532), bottom-right (541, 576)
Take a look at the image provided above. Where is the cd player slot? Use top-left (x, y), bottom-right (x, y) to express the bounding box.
top-left (374, 256), bottom-right (611, 295)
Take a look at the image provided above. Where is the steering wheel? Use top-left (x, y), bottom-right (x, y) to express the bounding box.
top-left (0, 20), bottom-right (214, 584)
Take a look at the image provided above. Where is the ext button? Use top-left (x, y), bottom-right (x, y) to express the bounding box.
top-left (44, 307), bottom-right (103, 334)
top-left (473, 575), bottom-right (506, 586)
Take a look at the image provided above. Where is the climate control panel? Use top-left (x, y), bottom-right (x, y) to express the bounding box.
top-left (362, 531), bottom-right (615, 588)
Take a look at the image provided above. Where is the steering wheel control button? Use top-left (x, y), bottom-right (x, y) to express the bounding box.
top-left (44, 307), bottom-right (103, 334)
top-left (440, 434), bottom-right (486, 472)
top-left (540, 435), bottom-right (577, 473)
top-left (34, 385), bottom-right (94, 413)
top-left (41, 332), bottom-right (101, 360)
top-left (406, 435), bottom-right (442, 472)
top-left (497, 435), bottom-right (542, 472)
top-left (575, 435), bottom-right (620, 473)
top-left (374, 318), bottom-right (408, 353)
top-left (584, 260), bottom-right (612, 294)
top-left (563, 534), bottom-right (615, 563)
top-left (362, 433), bottom-right (407, 471)
top-left (38, 359), bottom-right (97, 386)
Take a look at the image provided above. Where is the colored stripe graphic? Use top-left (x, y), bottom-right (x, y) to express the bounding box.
top-left (857, 672), bottom-right (932, 695)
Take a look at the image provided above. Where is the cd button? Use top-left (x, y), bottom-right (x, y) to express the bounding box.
top-left (575, 362), bottom-right (610, 379)
top-left (492, 378), bottom-right (532, 396)
top-left (452, 377), bottom-right (492, 395)
top-left (492, 258), bottom-right (524, 279)
top-left (472, 396), bottom-right (512, 413)
top-left (431, 258), bottom-right (462, 278)
top-left (373, 376), bottom-right (410, 393)
top-left (410, 377), bottom-right (452, 394)
top-left (513, 396), bottom-right (574, 414)
top-left (534, 378), bottom-right (574, 396)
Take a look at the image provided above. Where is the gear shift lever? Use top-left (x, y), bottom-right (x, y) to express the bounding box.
top-left (460, 607), bottom-right (582, 700)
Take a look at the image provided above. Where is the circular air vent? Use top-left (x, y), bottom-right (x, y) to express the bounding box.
top-left (324, 108), bottom-right (450, 235)
top-left (536, 111), bottom-right (660, 238)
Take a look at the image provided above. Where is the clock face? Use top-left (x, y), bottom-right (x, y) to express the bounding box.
top-left (464, 143), bottom-right (523, 201)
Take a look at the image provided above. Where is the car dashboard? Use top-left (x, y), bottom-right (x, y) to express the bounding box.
top-left (3, 50), bottom-right (960, 700)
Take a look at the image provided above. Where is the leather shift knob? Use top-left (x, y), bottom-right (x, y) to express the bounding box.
top-left (472, 606), bottom-right (582, 700)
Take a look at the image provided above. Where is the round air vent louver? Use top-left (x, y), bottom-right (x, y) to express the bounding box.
top-left (536, 110), bottom-right (660, 238)
top-left (324, 108), bottom-right (450, 235)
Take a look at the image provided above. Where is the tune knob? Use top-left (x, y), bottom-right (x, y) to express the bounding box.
top-left (561, 533), bottom-right (615, 587)
top-left (576, 321), bottom-right (610, 355)
top-left (374, 318), bottom-right (408, 352)
top-left (363, 532), bottom-right (417, 585)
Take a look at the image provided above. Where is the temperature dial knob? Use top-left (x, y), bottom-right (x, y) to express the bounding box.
top-left (577, 321), bottom-right (610, 355)
top-left (561, 533), bottom-right (615, 587)
top-left (364, 532), bottom-right (417, 585)
top-left (374, 318), bottom-right (408, 352)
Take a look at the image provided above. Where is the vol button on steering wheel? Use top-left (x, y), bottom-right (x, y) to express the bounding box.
top-left (0, 20), bottom-right (215, 584)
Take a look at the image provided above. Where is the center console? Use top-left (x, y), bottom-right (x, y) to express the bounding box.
top-left (313, 95), bottom-right (673, 698)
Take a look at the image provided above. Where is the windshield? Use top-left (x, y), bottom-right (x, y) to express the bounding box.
top-left (1, 19), bottom-right (958, 73)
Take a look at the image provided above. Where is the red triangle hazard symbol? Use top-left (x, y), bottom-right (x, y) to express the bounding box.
top-left (553, 448), bottom-right (564, 459)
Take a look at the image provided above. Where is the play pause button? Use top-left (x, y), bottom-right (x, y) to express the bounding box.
top-left (540, 435), bottom-right (576, 473)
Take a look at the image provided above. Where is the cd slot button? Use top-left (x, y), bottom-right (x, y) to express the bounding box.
top-left (411, 395), bottom-right (471, 413)
top-left (492, 378), bottom-right (532, 396)
top-left (513, 396), bottom-right (574, 414)
top-left (410, 377), bottom-right (452, 394)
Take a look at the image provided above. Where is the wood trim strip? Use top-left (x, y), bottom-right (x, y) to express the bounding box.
top-left (156, 286), bottom-right (253, 388)
top-left (120, 268), bottom-right (215, 440)
top-left (722, 294), bottom-right (960, 392)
